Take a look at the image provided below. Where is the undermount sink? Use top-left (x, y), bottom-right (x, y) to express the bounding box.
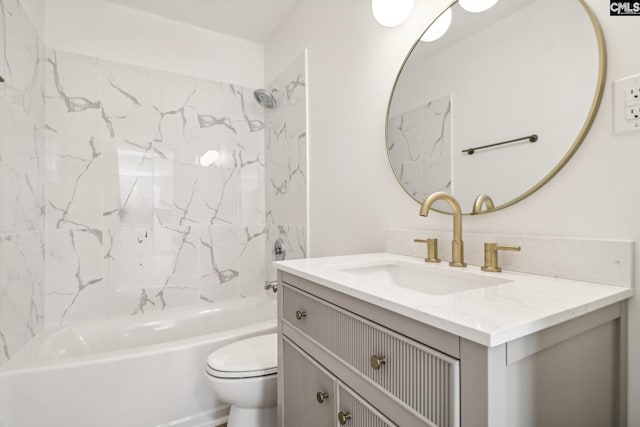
top-left (336, 260), bottom-right (512, 295)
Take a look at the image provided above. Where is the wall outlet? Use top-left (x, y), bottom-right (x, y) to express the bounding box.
top-left (625, 86), bottom-right (640, 103)
top-left (614, 73), bottom-right (640, 135)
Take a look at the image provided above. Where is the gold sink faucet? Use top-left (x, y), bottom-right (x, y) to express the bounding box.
top-left (419, 192), bottom-right (467, 267)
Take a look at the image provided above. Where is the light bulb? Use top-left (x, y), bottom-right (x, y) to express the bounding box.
top-left (459, 0), bottom-right (499, 13)
top-left (198, 150), bottom-right (220, 167)
top-left (421, 8), bottom-right (452, 42)
top-left (372, 0), bottom-right (414, 28)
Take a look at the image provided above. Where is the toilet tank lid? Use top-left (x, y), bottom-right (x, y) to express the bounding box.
top-left (207, 333), bottom-right (277, 375)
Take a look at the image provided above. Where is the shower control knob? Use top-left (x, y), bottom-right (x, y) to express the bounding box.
top-left (370, 354), bottom-right (386, 370)
top-left (316, 391), bottom-right (329, 403)
top-left (338, 411), bottom-right (352, 425)
top-left (295, 310), bottom-right (307, 320)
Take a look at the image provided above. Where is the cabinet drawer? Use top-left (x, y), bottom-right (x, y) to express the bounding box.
top-left (283, 339), bottom-right (335, 427)
top-left (338, 383), bottom-right (396, 427)
top-left (283, 284), bottom-right (460, 427)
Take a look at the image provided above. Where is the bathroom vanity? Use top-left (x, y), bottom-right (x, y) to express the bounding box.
top-left (275, 253), bottom-right (632, 427)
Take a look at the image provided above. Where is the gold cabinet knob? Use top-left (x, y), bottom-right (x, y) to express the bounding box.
top-left (295, 310), bottom-right (307, 320)
top-left (316, 391), bottom-right (329, 403)
top-left (338, 411), bottom-right (352, 425)
top-left (369, 354), bottom-right (386, 370)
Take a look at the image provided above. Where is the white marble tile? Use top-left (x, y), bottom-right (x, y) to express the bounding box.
top-left (103, 226), bottom-right (156, 291)
top-left (44, 50), bottom-right (101, 137)
top-left (387, 95), bottom-right (452, 202)
top-left (238, 86), bottom-right (264, 133)
top-left (0, 120), bottom-right (45, 233)
top-left (1, 1), bottom-right (43, 115)
top-left (238, 120), bottom-right (265, 225)
top-left (199, 157), bottom-right (240, 227)
top-left (3, 44), bottom-right (279, 330)
top-left (265, 130), bottom-right (306, 226)
top-left (100, 60), bottom-right (155, 141)
top-left (0, 101), bottom-right (21, 159)
top-left (45, 229), bottom-right (104, 326)
top-left (0, 0), bottom-right (46, 365)
top-left (46, 134), bottom-right (103, 229)
top-left (153, 147), bottom-right (200, 226)
top-left (110, 282), bottom-right (201, 317)
top-left (102, 138), bottom-right (154, 227)
top-left (153, 224), bottom-right (201, 308)
top-left (0, 294), bottom-right (33, 365)
top-left (4, 39), bottom-right (44, 121)
top-left (0, 230), bottom-right (44, 361)
top-left (191, 79), bottom-right (243, 122)
top-left (103, 225), bottom-right (200, 315)
top-left (151, 70), bottom-right (198, 148)
top-left (196, 127), bottom-right (240, 226)
top-left (266, 224), bottom-right (306, 281)
top-left (20, 123), bottom-right (45, 231)
top-left (264, 53), bottom-right (307, 229)
top-left (238, 224), bottom-right (267, 297)
top-left (199, 225), bottom-right (241, 302)
top-left (0, 154), bottom-right (39, 233)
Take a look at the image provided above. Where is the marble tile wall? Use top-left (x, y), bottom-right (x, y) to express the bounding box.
top-left (265, 53), bottom-right (307, 280)
top-left (387, 95), bottom-right (451, 203)
top-left (0, 0), bottom-right (47, 365)
top-left (44, 49), bottom-right (266, 326)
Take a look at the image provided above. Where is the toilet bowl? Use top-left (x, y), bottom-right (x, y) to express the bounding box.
top-left (206, 333), bottom-right (277, 427)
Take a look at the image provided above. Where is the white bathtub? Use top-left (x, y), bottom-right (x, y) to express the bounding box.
top-left (0, 295), bottom-right (277, 427)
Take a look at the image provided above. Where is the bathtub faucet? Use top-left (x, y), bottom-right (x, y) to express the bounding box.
top-left (265, 281), bottom-right (278, 293)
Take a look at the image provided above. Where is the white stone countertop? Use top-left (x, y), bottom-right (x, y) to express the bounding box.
top-left (275, 253), bottom-right (633, 347)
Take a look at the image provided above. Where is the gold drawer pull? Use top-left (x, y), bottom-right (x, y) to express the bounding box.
top-left (369, 355), bottom-right (386, 370)
top-left (338, 411), bottom-right (352, 425)
top-left (295, 310), bottom-right (307, 320)
top-left (316, 391), bottom-right (329, 403)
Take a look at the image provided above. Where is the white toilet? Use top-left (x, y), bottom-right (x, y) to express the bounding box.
top-left (206, 333), bottom-right (278, 427)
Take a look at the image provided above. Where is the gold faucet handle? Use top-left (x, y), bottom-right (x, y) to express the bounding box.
top-left (481, 243), bottom-right (521, 272)
top-left (413, 238), bottom-right (441, 263)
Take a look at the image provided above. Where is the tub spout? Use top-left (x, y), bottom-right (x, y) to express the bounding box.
top-left (419, 192), bottom-right (466, 267)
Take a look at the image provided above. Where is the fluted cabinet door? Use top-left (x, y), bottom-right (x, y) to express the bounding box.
top-left (283, 339), bottom-right (335, 427)
top-left (337, 383), bottom-right (396, 427)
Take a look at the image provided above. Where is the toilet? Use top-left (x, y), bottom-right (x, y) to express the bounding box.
top-left (206, 333), bottom-right (278, 427)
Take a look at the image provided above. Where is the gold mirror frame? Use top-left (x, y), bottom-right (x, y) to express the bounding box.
top-left (385, 0), bottom-right (606, 215)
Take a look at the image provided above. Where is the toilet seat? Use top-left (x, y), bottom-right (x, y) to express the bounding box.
top-left (206, 333), bottom-right (277, 379)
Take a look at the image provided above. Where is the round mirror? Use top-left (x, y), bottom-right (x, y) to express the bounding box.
top-left (386, 0), bottom-right (605, 214)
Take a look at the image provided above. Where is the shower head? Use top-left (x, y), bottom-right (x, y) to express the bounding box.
top-left (253, 88), bottom-right (278, 110)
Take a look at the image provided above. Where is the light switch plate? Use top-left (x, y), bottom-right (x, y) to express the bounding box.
top-left (613, 73), bottom-right (640, 135)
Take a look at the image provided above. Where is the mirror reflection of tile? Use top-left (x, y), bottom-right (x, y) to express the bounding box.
top-left (388, 94), bottom-right (452, 203)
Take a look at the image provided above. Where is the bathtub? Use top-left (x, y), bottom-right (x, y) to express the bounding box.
top-left (0, 295), bottom-right (277, 427)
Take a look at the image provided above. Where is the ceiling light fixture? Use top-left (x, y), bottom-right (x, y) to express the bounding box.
top-left (421, 8), bottom-right (453, 42)
top-left (372, 0), bottom-right (414, 27)
top-left (459, 0), bottom-right (499, 13)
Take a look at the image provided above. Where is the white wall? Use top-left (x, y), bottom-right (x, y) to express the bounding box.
top-left (266, 0), bottom-right (640, 423)
top-left (45, 0), bottom-right (264, 87)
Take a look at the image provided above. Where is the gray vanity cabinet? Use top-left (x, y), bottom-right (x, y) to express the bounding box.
top-left (277, 271), bottom-right (625, 427)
